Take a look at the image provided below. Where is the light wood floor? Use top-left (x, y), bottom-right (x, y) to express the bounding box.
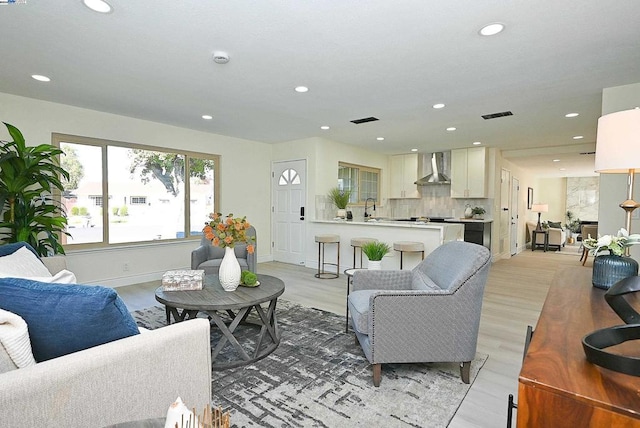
top-left (116, 245), bottom-right (588, 427)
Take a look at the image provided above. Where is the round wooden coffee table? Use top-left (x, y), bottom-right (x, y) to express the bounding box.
top-left (155, 274), bottom-right (285, 370)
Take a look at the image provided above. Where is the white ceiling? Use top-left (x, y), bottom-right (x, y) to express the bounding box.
top-left (1, 1), bottom-right (639, 177)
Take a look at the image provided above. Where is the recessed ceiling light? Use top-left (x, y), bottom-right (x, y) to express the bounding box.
top-left (202, 115), bottom-right (213, 120)
top-left (410, 148), bottom-right (418, 152)
top-left (573, 135), bottom-right (584, 140)
top-left (565, 112), bottom-right (579, 118)
top-left (83, 0), bottom-right (112, 13)
top-left (479, 23), bottom-right (505, 36)
top-left (294, 86), bottom-right (309, 93)
top-left (31, 74), bottom-right (50, 82)
top-left (320, 126), bottom-right (330, 130)
top-left (553, 159), bottom-right (560, 162)
top-left (559, 168), bottom-right (567, 171)
top-left (472, 141), bottom-right (481, 145)
top-left (433, 103), bottom-right (445, 109)
top-left (376, 137), bottom-right (385, 141)
top-left (446, 127), bottom-right (456, 131)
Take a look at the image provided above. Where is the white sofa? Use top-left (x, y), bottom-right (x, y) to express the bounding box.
top-left (526, 221), bottom-right (566, 251)
top-left (0, 255), bottom-right (212, 427)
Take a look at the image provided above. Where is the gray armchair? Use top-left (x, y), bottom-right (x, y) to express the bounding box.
top-left (190, 226), bottom-right (257, 275)
top-left (347, 241), bottom-right (491, 386)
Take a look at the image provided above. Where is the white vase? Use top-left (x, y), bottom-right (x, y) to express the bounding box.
top-left (219, 246), bottom-right (241, 291)
top-left (368, 260), bottom-right (382, 270)
top-left (337, 209), bottom-right (346, 218)
top-left (464, 205), bottom-right (473, 218)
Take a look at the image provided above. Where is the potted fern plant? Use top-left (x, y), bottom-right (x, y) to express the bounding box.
top-left (0, 122), bottom-right (69, 255)
top-left (361, 241), bottom-right (391, 270)
top-left (328, 187), bottom-right (351, 218)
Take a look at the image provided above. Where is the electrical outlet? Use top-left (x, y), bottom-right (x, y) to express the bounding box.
top-left (123, 263), bottom-right (130, 272)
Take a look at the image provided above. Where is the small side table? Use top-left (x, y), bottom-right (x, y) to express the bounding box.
top-left (344, 268), bottom-right (365, 332)
top-left (532, 229), bottom-right (549, 252)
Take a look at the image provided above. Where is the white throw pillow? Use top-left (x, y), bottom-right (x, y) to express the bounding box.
top-left (0, 308), bottom-right (36, 369)
top-left (24, 269), bottom-right (77, 284)
top-left (0, 247), bottom-right (52, 279)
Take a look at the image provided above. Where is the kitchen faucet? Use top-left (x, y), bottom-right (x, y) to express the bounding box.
top-left (364, 198), bottom-right (376, 219)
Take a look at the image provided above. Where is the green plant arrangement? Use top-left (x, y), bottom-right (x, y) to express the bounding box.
top-left (361, 241), bottom-right (391, 261)
top-left (327, 187), bottom-right (351, 210)
top-left (0, 122), bottom-right (69, 256)
top-left (240, 270), bottom-right (259, 286)
top-left (472, 206), bottom-right (486, 217)
top-left (583, 228), bottom-right (640, 256)
top-left (564, 210), bottom-right (581, 234)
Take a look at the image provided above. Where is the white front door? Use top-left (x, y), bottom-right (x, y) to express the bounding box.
top-left (272, 160), bottom-right (306, 265)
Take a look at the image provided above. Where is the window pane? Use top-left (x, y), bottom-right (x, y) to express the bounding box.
top-left (108, 147), bottom-right (185, 243)
top-left (189, 156), bottom-right (216, 236)
top-left (338, 165), bottom-right (359, 203)
top-left (61, 143), bottom-right (104, 245)
top-left (360, 170), bottom-right (379, 201)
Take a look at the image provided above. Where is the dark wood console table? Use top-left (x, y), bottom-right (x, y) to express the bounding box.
top-left (518, 267), bottom-right (640, 426)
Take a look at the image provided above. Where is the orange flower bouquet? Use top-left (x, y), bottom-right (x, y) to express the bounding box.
top-left (203, 213), bottom-right (255, 254)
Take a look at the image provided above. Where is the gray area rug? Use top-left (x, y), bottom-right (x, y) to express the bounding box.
top-left (133, 301), bottom-right (487, 428)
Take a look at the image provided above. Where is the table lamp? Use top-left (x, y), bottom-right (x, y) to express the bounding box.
top-left (531, 203), bottom-right (549, 231)
top-left (595, 108), bottom-right (640, 240)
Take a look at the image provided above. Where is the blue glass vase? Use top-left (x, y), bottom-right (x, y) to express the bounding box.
top-left (592, 254), bottom-right (639, 290)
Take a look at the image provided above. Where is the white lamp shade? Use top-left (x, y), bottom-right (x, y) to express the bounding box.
top-left (531, 204), bottom-right (548, 213)
top-left (595, 108), bottom-right (640, 173)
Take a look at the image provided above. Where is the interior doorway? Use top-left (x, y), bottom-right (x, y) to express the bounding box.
top-left (500, 169), bottom-right (511, 257)
top-left (510, 177), bottom-right (519, 256)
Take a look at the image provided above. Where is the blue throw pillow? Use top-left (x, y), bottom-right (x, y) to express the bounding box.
top-left (0, 278), bottom-right (139, 362)
top-left (0, 242), bottom-right (39, 258)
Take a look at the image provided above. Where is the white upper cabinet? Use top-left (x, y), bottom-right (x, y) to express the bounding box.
top-left (450, 147), bottom-right (487, 198)
top-left (389, 154), bottom-right (420, 198)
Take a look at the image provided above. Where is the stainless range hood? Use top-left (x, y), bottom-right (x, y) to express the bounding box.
top-left (415, 152), bottom-right (451, 185)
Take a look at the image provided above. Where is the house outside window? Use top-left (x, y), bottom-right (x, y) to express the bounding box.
top-left (89, 195), bottom-right (103, 207)
top-left (130, 196), bottom-right (147, 205)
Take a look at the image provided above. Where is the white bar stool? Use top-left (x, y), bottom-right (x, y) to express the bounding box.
top-left (315, 234), bottom-right (340, 279)
top-left (393, 241), bottom-right (425, 269)
top-left (350, 237), bottom-right (378, 268)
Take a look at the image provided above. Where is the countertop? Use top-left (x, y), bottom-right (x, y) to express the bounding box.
top-left (312, 219), bottom-right (460, 229)
top-left (445, 218), bottom-right (493, 223)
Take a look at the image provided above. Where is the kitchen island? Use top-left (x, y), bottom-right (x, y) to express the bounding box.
top-left (309, 220), bottom-right (464, 271)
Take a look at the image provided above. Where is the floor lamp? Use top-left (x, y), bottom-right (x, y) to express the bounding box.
top-left (531, 203), bottom-right (548, 231)
top-left (595, 108), bottom-right (640, 255)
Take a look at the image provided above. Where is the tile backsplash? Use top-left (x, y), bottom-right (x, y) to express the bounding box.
top-left (315, 185), bottom-right (493, 221)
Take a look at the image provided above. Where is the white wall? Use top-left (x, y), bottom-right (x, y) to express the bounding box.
top-left (0, 92), bottom-right (273, 286)
top-left (534, 177), bottom-right (567, 224)
top-left (600, 82), bottom-right (640, 259)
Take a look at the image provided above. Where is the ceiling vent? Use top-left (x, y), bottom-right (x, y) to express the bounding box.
top-left (482, 111), bottom-right (513, 120)
top-left (350, 117), bottom-right (379, 124)
top-left (580, 151), bottom-right (596, 155)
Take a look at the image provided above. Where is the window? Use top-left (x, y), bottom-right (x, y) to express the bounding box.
top-left (54, 134), bottom-right (219, 247)
top-left (130, 196), bottom-right (147, 205)
top-left (89, 195), bottom-right (103, 207)
top-left (338, 162), bottom-right (380, 204)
